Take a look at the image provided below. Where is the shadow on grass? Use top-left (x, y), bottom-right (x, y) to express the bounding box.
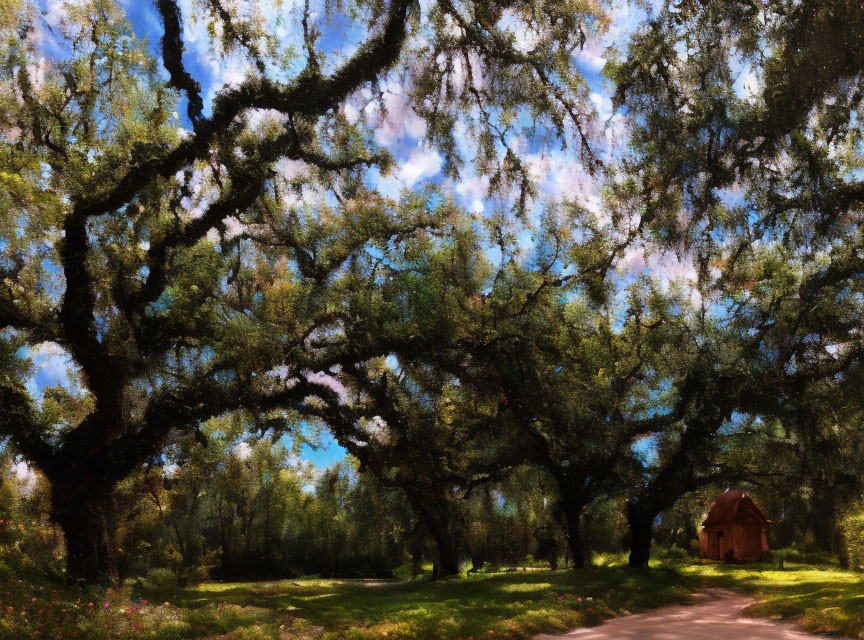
top-left (683, 561), bottom-right (864, 637)
top-left (142, 565), bottom-right (699, 639)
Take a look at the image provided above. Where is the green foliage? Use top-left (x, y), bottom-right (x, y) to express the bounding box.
top-left (0, 461), bottom-right (64, 581)
top-left (840, 513), bottom-right (864, 572)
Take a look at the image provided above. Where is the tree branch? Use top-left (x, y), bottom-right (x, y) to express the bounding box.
top-left (76, 0), bottom-right (413, 223)
top-left (155, 0), bottom-right (204, 124)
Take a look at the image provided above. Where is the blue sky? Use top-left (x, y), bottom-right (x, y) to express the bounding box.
top-left (297, 430), bottom-right (346, 468)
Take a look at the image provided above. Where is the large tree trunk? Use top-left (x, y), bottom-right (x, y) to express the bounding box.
top-left (51, 484), bottom-right (119, 586)
top-left (559, 500), bottom-right (586, 569)
top-left (431, 528), bottom-right (461, 577)
top-left (413, 498), bottom-right (461, 578)
top-left (627, 501), bottom-right (654, 568)
top-left (809, 478), bottom-right (840, 554)
top-left (407, 521), bottom-right (426, 576)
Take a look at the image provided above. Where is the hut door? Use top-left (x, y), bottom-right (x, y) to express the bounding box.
top-left (716, 530), bottom-right (724, 559)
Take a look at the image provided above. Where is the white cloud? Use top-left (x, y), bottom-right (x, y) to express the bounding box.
top-left (233, 441), bottom-right (253, 460)
top-left (497, 10), bottom-right (537, 54)
top-left (371, 90), bottom-right (427, 146)
top-left (31, 341), bottom-right (66, 364)
top-left (42, 0), bottom-right (72, 28)
top-left (11, 460), bottom-right (38, 498)
top-left (342, 103), bottom-right (360, 124)
top-left (456, 174), bottom-right (489, 214)
top-left (653, 251), bottom-right (697, 283)
top-left (534, 153), bottom-right (607, 223)
top-left (643, 251), bottom-right (699, 299)
top-left (604, 113), bottom-right (628, 152)
top-left (223, 216), bottom-right (246, 238)
top-left (618, 244), bottom-right (698, 293)
top-left (733, 65), bottom-right (762, 104)
top-left (397, 144), bottom-right (442, 185)
top-left (276, 158), bottom-right (311, 181)
top-left (442, 14), bottom-right (463, 38)
top-left (622, 246), bottom-right (645, 275)
top-left (456, 174), bottom-right (488, 200)
top-left (576, 41), bottom-right (607, 73)
top-left (525, 153), bottom-right (551, 185)
top-left (514, 28), bottom-right (540, 54)
top-left (604, 1), bottom-right (648, 46)
top-left (589, 92), bottom-right (613, 119)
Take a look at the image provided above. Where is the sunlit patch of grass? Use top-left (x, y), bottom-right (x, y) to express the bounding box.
top-left (11, 559), bottom-right (864, 639)
top-left (498, 582), bottom-right (554, 593)
top-left (682, 561), bottom-right (864, 637)
top-left (142, 565), bottom-right (697, 639)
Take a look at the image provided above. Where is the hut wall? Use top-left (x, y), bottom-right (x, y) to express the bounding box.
top-left (732, 523), bottom-right (747, 559)
top-left (701, 524), bottom-right (735, 560)
top-left (700, 523), bottom-right (768, 561)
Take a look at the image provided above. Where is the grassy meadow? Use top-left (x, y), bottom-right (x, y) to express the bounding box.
top-left (682, 561), bottom-right (864, 638)
top-left (5, 557), bottom-right (864, 639)
top-left (138, 565), bottom-right (694, 640)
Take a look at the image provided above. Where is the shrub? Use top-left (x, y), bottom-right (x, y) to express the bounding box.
top-left (144, 567), bottom-right (176, 588)
top-left (840, 513), bottom-right (864, 571)
top-left (653, 546), bottom-right (691, 567)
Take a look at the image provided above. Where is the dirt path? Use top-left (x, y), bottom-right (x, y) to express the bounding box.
top-left (535, 588), bottom-right (839, 640)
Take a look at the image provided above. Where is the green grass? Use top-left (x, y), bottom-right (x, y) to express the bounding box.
top-left (682, 560), bottom-right (864, 638)
top-left (140, 565), bottom-right (697, 639)
top-left (6, 558), bottom-right (864, 639)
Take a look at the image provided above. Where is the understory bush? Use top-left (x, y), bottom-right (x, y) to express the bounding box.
top-left (840, 513), bottom-right (864, 571)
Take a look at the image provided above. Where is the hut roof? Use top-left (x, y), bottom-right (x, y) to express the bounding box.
top-left (702, 490), bottom-right (769, 527)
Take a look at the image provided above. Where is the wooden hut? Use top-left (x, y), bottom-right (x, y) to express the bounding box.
top-left (698, 490), bottom-right (770, 562)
